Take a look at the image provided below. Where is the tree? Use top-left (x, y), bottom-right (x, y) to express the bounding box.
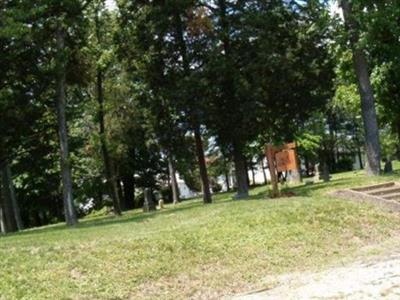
top-left (204, 0), bottom-right (334, 197)
top-left (0, 0), bottom-right (40, 232)
top-left (3, 0), bottom-right (91, 226)
top-left (363, 2), bottom-right (400, 159)
top-left (0, 161), bottom-right (23, 233)
top-left (90, 1), bottom-right (122, 215)
top-left (116, 0), bottom-right (213, 204)
top-left (55, 23), bottom-right (78, 225)
top-left (340, 0), bottom-right (381, 175)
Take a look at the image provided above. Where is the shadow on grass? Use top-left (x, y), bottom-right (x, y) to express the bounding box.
top-left (4, 170), bottom-right (399, 239)
top-left (1, 190), bottom-right (237, 239)
top-left (284, 170), bottom-right (400, 198)
top-left (282, 178), bottom-right (350, 197)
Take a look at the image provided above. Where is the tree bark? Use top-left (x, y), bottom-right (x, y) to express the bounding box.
top-left (340, 0), bottom-right (381, 175)
top-left (250, 162), bottom-right (255, 186)
top-left (55, 26), bottom-right (77, 226)
top-left (97, 69), bottom-right (122, 215)
top-left (225, 171), bottom-right (230, 191)
top-left (261, 159), bottom-right (268, 185)
top-left (167, 155), bottom-right (180, 204)
top-left (244, 160), bottom-right (250, 187)
top-left (396, 122), bottom-right (400, 160)
top-left (327, 116), bottom-right (337, 172)
top-left (304, 155), bottom-right (310, 176)
top-left (357, 147), bottom-right (364, 169)
top-left (121, 174), bottom-right (135, 210)
top-left (2, 162), bottom-right (23, 230)
top-left (0, 200), bottom-right (6, 234)
top-left (232, 143), bottom-right (249, 199)
top-left (0, 170), bottom-right (17, 233)
top-left (117, 178), bottom-right (124, 208)
top-left (194, 126), bottom-right (212, 203)
top-left (353, 120), bottom-right (364, 169)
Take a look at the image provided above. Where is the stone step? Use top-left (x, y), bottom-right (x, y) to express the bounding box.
top-left (368, 186), bottom-right (400, 196)
top-left (382, 193), bottom-right (400, 201)
top-left (352, 182), bottom-right (395, 192)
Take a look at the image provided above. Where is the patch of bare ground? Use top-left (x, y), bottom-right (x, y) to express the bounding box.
top-left (231, 235), bottom-right (400, 300)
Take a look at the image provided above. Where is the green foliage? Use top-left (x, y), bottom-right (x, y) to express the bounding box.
top-left (2, 0), bottom-right (400, 230)
top-left (332, 84), bottom-right (361, 116)
top-left (336, 1), bottom-right (400, 146)
top-left (380, 127), bottom-right (398, 160)
top-left (204, 0), bottom-right (334, 148)
top-left (296, 132), bottom-right (323, 159)
top-left (0, 0), bottom-right (93, 227)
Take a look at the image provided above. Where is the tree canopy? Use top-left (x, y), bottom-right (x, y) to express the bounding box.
top-left (1, 0), bottom-right (399, 232)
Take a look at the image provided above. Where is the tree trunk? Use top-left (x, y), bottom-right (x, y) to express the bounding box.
top-left (143, 188), bottom-right (156, 212)
top-left (97, 69), bottom-right (122, 215)
top-left (341, 0), bottom-right (381, 175)
top-left (0, 171), bottom-right (17, 233)
top-left (250, 162), bottom-right (256, 186)
top-left (304, 155), bottom-right (310, 176)
top-left (225, 171), bottom-right (230, 191)
top-left (0, 180), bottom-right (5, 233)
top-left (0, 199), bottom-right (6, 234)
top-left (396, 122), bottom-right (400, 160)
top-left (117, 178), bottom-right (124, 208)
top-left (353, 120), bottom-right (364, 169)
top-left (55, 26), bottom-right (77, 226)
top-left (174, 13), bottom-right (212, 204)
top-left (218, 0), bottom-right (248, 198)
top-left (357, 147), bottom-right (364, 169)
top-left (327, 116), bottom-right (337, 172)
top-left (244, 160), bottom-right (250, 187)
top-left (261, 159), bottom-right (268, 185)
top-left (121, 174), bottom-right (135, 210)
top-left (194, 125), bottom-right (212, 203)
top-left (167, 155), bottom-right (180, 204)
top-left (232, 143), bottom-right (249, 199)
top-left (168, 154), bottom-right (179, 204)
top-left (2, 162), bottom-right (23, 230)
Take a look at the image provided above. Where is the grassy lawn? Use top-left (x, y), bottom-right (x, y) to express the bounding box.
top-left (1, 167), bottom-right (400, 299)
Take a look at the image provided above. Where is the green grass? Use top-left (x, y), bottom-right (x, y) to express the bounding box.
top-left (1, 166), bottom-right (400, 299)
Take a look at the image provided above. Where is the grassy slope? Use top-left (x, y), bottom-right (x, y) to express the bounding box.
top-left (1, 166), bottom-right (400, 299)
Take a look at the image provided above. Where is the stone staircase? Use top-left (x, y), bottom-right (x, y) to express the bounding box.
top-left (333, 182), bottom-right (400, 212)
top-left (352, 182), bottom-right (400, 201)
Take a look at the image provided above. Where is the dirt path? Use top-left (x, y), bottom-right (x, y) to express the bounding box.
top-left (232, 254), bottom-right (400, 300)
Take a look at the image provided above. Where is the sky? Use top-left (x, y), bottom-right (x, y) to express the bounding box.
top-left (105, 0), bottom-right (117, 10)
top-left (105, 0), bottom-right (341, 16)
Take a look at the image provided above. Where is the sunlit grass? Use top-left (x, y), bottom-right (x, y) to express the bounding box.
top-left (1, 165), bottom-right (400, 299)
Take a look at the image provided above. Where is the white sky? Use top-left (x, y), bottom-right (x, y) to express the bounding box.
top-left (330, 1), bottom-right (343, 19)
top-left (106, 0), bottom-right (342, 16)
top-left (104, 1), bottom-right (342, 18)
top-left (105, 0), bottom-right (117, 10)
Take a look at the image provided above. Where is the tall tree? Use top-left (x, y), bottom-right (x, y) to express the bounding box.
top-left (173, 8), bottom-right (212, 203)
top-left (340, 0), bottom-right (381, 175)
top-left (116, 0), bottom-right (213, 203)
top-left (167, 155), bottom-right (180, 204)
top-left (92, 2), bottom-right (122, 215)
top-left (55, 24), bottom-right (78, 225)
top-left (0, 162), bottom-right (23, 232)
top-left (205, 0), bottom-right (334, 197)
